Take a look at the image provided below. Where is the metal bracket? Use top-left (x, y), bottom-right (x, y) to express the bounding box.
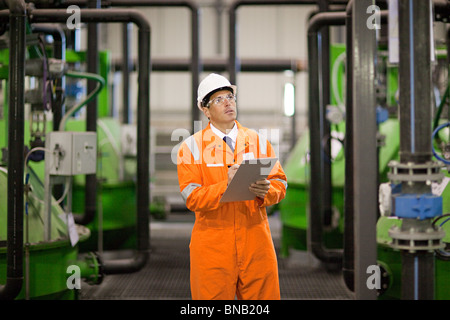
top-left (389, 225), bottom-right (445, 252)
top-left (388, 160), bottom-right (444, 185)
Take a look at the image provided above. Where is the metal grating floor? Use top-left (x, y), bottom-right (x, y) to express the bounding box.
top-left (79, 214), bottom-right (354, 300)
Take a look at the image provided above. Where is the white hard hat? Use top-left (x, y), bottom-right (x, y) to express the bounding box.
top-left (197, 73), bottom-right (237, 110)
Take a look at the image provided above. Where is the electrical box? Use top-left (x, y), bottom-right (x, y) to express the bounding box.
top-left (45, 131), bottom-right (97, 176)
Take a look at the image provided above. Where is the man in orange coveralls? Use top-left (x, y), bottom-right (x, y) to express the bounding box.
top-left (177, 73), bottom-right (287, 300)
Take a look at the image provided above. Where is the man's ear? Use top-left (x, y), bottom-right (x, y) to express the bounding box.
top-left (201, 106), bottom-right (210, 119)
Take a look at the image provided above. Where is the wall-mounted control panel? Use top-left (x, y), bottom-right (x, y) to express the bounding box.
top-left (45, 131), bottom-right (97, 176)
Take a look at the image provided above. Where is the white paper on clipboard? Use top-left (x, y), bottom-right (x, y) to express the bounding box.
top-left (219, 158), bottom-right (278, 203)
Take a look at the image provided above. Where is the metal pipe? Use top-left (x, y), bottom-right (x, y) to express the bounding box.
top-left (343, 0), bottom-right (354, 292)
top-left (342, 3), bottom-right (388, 294)
top-left (60, 0), bottom-right (350, 5)
top-left (102, 16), bottom-right (151, 273)
top-left (43, 0), bottom-right (201, 132)
top-left (397, 0), bottom-right (435, 300)
top-left (112, 57), bottom-right (306, 73)
top-left (0, 0), bottom-right (27, 300)
top-left (307, 10), bottom-right (345, 265)
top-left (228, 0), bottom-right (324, 85)
top-left (122, 22), bottom-right (132, 124)
top-left (318, 0), bottom-right (334, 229)
top-left (30, 24), bottom-right (66, 131)
top-left (30, 23), bottom-right (67, 206)
top-left (75, 0), bottom-right (101, 227)
top-left (401, 251), bottom-right (435, 300)
top-left (315, 0), bottom-right (334, 231)
top-left (398, 0), bottom-right (432, 165)
top-left (24, 8), bottom-right (151, 274)
top-left (351, 0), bottom-right (378, 300)
top-left (105, 0), bottom-right (201, 131)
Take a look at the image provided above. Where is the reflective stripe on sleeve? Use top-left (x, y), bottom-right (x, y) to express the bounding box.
top-left (269, 178), bottom-right (287, 190)
top-left (181, 183), bottom-right (202, 202)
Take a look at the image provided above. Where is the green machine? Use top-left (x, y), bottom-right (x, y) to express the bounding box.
top-left (1, 46), bottom-right (141, 252)
top-left (0, 34), bottom-right (107, 297)
top-left (62, 50), bottom-right (164, 252)
top-left (57, 49), bottom-right (140, 252)
top-left (280, 42), bottom-right (450, 299)
top-left (0, 14), bottom-right (151, 298)
top-left (0, 168), bottom-right (101, 299)
top-left (67, 118), bottom-right (139, 251)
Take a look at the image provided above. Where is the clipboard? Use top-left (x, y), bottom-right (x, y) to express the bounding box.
top-left (220, 158), bottom-right (278, 203)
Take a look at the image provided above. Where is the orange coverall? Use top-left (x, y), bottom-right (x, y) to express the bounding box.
top-left (177, 121), bottom-right (287, 300)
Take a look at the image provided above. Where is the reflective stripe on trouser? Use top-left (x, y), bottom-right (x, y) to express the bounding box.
top-left (189, 218), bottom-right (280, 300)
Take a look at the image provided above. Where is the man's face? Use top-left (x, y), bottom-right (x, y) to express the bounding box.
top-left (202, 89), bottom-right (237, 127)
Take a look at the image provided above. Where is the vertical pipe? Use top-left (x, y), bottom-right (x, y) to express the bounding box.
top-left (401, 251), bottom-right (435, 300)
top-left (136, 25), bottom-right (150, 259)
top-left (343, 0), bottom-right (354, 292)
top-left (78, 0), bottom-right (100, 225)
top-left (122, 23), bottom-right (132, 124)
top-left (32, 24), bottom-right (66, 131)
top-left (307, 11), bottom-right (345, 264)
top-left (191, 6), bottom-right (200, 130)
top-left (102, 19), bottom-right (151, 274)
top-left (229, 2), bottom-right (238, 85)
top-left (317, 0), bottom-right (333, 228)
top-left (0, 0), bottom-right (27, 300)
top-left (352, 0), bottom-right (378, 300)
top-left (307, 18), bottom-right (325, 261)
top-left (105, 0), bottom-right (201, 130)
top-left (27, 8), bottom-right (151, 274)
top-left (87, 0), bottom-right (100, 132)
top-left (228, 1), bottom-right (319, 86)
top-left (398, 0), bottom-right (432, 164)
top-left (397, 1), bottom-right (435, 300)
top-left (31, 24), bottom-right (67, 204)
top-left (214, 0), bottom-right (223, 55)
top-left (53, 27), bottom-right (66, 132)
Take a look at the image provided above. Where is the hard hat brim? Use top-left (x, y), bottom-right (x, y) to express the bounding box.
top-left (197, 85), bottom-right (237, 111)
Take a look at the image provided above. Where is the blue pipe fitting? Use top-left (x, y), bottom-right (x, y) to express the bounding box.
top-left (393, 193), bottom-right (442, 220)
top-left (376, 105), bottom-right (389, 125)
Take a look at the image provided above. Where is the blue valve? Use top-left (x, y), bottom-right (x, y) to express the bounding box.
top-left (393, 193), bottom-right (442, 220)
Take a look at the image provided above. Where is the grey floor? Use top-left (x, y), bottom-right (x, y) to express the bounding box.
top-left (79, 212), bottom-right (354, 300)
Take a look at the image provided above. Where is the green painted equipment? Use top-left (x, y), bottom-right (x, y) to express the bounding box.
top-left (4, 117), bottom-right (142, 252)
top-left (66, 118), bottom-right (139, 251)
top-left (0, 45), bottom-right (141, 297)
top-left (279, 118), bottom-right (400, 256)
top-left (280, 42), bottom-right (450, 299)
top-left (0, 167), bottom-right (100, 299)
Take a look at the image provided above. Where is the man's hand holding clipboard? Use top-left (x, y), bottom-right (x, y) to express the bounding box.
top-left (220, 158), bottom-right (278, 203)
